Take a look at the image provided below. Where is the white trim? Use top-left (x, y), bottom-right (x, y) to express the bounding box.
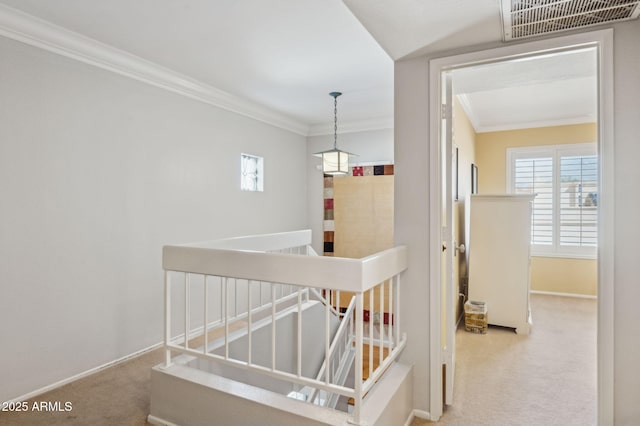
top-left (307, 116), bottom-right (394, 136)
top-left (2, 341), bottom-right (163, 404)
top-left (595, 28), bottom-right (615, 426)
top-left (531, 290), bottom-right (597, 299)
top-left (428, 60), bottom-right (443, 420)
top-left (403, 409), bottom-right (432, 426)
top-left (147, 414), bottom-right (181, 426)
top-left (531, 252), bottom-right (596, 260)
top-left (429, 29), bottom-right (614, 424)
top-left (0, 4), bottom-right (309, 136)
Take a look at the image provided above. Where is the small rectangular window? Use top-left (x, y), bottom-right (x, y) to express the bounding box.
top-left (241, 154), bottom-right (263, 192)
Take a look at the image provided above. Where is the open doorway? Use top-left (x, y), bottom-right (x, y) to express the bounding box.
top-left (428, 30), bottom-right (614, 423)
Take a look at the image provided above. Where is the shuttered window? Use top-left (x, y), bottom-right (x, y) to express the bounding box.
top-left (513, 156), bottom-right (553, 245)
top-left (507, 143), bottom-right (597, 258)
top-left (560, 154), bottom-right (598, 248)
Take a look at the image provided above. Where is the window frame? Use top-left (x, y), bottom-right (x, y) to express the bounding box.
top-left (506, 142), bottom-right (597, 259)
top-left (240, 153), bottom-right (264, 192)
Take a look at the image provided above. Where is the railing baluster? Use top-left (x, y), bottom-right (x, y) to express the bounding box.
top-left (164, 271), bottom-right (171, 367)
top-left (185, 273), bottom-right (190, 349)
top-left (224, 277), bottom-right (229, 359)
top-left (234, 278), bottom-right (238, 318)
top-left (337, 290), bottom-right (341, 315)
top-left (297, 288), bottom-right (302, 378)
top-left (204, 275), bottom-right (208, 354)
top-left (354, 293), bottom-right (363, 425)
top-left (380, 282), bottom-right (385, 364)
top-left (395, 274), bottom-right (401, 347)
top-left (220, 276), bottom-right (223, 329)
top-left (325, 289), bottom-right (330, 384)
top-left (271, 284), bottom-right (276, 371)
top-left (248, 280), bottom-right (252, 365)
top-left (369, 289), bottom-right (373, 379)
top-left (389, 275), bottom-right (394, 347)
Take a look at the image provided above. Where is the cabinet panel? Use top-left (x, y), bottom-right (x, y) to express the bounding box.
top-left (468, 195), bottom-right (533, 334)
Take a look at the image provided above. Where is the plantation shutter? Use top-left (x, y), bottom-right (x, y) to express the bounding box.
top-left (513, 157), bottom-right (553, 245)
top-left (559, 155), bottom-right (598, 247)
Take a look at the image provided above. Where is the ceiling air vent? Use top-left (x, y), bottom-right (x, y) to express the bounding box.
top-left (502, 0), bottom-right (640, 40)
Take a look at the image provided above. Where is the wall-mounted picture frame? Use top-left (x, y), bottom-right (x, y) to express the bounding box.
top-left (471, 163), bottom-right (478, 194)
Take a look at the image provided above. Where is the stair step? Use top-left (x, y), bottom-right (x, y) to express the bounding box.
top-left (348, 344), bottom-right (389, 405)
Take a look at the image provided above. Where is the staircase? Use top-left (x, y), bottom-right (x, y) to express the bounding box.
top-left (347, 343), bottom-right (390, 407)
top-left (152, 229), bottom-right (409, 426)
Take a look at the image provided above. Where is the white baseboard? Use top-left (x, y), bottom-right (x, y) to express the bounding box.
top-left (147, 414), bottom-right (181, 426)
top-left (404, 409), bottom-right (432, 425)
top-left (4, 340), bottom-right (164, 405)
top-left (4, 317), bottom-right (231, 405)
top-left (530, 290), bottom-right (597, 299)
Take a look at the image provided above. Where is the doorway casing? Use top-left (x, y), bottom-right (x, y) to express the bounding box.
top-left (427, 29), bottom-right (614, 422)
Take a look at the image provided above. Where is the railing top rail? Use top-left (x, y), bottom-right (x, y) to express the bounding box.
top-left (360, 245), bottom-right (408, 290)
top-left (163, 232), bottom-right (407, 293)
top-left (176, 229), bottom-right (312, 252)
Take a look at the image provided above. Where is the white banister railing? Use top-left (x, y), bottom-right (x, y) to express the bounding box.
top-left (161, 230), bottom-right (407, 426)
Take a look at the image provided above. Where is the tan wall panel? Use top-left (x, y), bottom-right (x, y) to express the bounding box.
top-left (333, 175), bottom-right (394, 310)
top-left (532, 257), bottom-right (597, 296)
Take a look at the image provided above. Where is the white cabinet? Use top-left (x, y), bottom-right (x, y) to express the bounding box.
top-left (468, 195), bottom-right (534, 334)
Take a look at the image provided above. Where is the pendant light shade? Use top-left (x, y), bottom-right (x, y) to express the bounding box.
top-left (313, 92), bottom-right (355, 175)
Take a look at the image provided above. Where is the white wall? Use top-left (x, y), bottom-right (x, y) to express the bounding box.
top-left (306, 129), bottom-right (394, 254)
top-left (0, 36), bottom-right (308, 403)
top-left (395, 21), bottom-right (640, 420)
top-left (394, 56), bottom-right (431, 412)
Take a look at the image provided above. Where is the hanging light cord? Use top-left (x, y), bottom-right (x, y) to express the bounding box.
top-left (333, 94), bottom-right (338, 149)
top-left (329, 91), bottom-right (341, 150)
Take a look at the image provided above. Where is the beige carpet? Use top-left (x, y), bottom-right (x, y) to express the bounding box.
top-left (0, 348), bottom-right (163, 426)
top-left (0, 324), bottom-right (245, 426)
top-left (0, 295), bottom-right (595, 426)
top-left (413, 293), bottom-right (597, 426)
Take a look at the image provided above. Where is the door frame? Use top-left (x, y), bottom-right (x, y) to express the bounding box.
top-left (428, 29), bottom-right (614, 422)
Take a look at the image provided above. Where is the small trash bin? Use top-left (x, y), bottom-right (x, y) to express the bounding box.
top-left (464, 300), bottom-right (488, 334)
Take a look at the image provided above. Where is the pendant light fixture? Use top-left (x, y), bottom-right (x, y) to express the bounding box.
top-left (313, 91), bottom-right (355, 175)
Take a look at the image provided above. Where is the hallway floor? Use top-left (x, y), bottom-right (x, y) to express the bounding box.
top-left (413, 293), bottom-right (597, 426)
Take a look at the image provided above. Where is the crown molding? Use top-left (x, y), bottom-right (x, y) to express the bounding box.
top-left (0, 4), bottom-right (309, 136)
top-left (307, 116), bottom-right (393, 136)
top-left (474, 115), bottom-right (597, 133)
top-left (457, 95), bottom-right (597, 133)
top-left (456, 94), bottom-right (482, 132)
